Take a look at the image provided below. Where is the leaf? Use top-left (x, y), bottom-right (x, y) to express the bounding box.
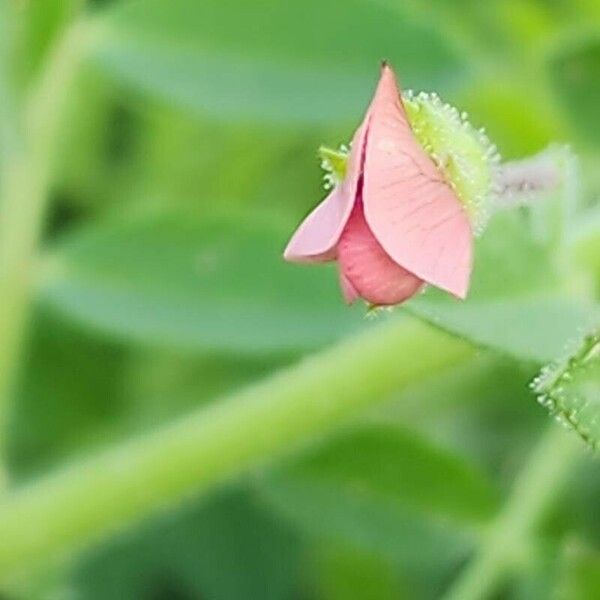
top-left (259, 423), bottom-right (497, 570)
top-left (71, 489), bottom-right (302, 600)
top-left (262, 474), bottom-right (473, 571)
top-left (405, 211), bottom-right (598, 362)
top-left (409, 294), bottom-right (594, 364)
top-left (39, 213), bottom-right (366, 352)
top-left (92, 0), bottom-right (464, 124)
top-left (533, 325), bottom-right (600, 450)
top-left (268, 423), bottom-right (498, 524)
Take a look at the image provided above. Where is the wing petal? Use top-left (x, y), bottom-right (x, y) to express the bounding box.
top-left (284, 123), bottom-right (367, 262)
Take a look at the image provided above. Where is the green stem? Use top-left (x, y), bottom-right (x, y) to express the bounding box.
top-left (0, 20), bottom-right (97, 462)
top-left (0, 317), bottom-right (472, 583)
top-left (570, 212), bottom-right (600, 288)
top-left (443, 425), bottom-right (582, 600)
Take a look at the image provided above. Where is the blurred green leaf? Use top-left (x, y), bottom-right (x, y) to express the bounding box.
top-left (267, 423), bottom-right (498, 524)
top-left (259, 423), bottom-right (496, 574)
top-left (40, 213), bottom-right (366, 352)
top-left (71, 489), bottom-right (302, 600)
top-left (92, 0), bottom-right (463, 124)
top-left (406, 211), bottom-right (597, 362)
top-left (261, 473), bottom-right (473, 578)
top-left (409, 295), bottom-right (594, 363)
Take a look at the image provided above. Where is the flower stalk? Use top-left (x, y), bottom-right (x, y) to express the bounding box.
top-left (0, 317), bottom-right (472, 583)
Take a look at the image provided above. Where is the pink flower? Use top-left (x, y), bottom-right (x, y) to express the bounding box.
top-left (284, 63), bottom-right (473, 306)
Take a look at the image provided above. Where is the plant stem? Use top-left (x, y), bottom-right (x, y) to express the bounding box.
top-left (0, 20), bottom-right (96, 465)
top-left (442, 425), bottom-right (582, 600)
top-left (0, 317), bottom-right (472, 583)
top-left (571, 211), bottom-right (600, 288)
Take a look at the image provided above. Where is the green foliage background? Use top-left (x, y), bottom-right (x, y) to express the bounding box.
top-left (0, 0), bottom-right (599, 599)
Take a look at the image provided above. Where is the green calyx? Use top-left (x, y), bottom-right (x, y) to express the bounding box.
top-left (319, 92), bottom-right (499, 234)
top-left (403, 92), bottom-right (499, 233)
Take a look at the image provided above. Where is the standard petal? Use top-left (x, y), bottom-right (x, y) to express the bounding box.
top-left (284, 121), bottom-right (368, 262)
top-left (362, 64), bottom-right (473, 299)
top-left (337, 200), bottom-right (423, 306)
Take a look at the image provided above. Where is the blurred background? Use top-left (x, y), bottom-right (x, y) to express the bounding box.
top-left (1, 0), bottom-right (600, 598)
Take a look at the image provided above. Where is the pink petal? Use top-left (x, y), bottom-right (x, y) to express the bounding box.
top-left (362, 64), bottom-right (473, 299)
top-left (283, 185), bottom-right (348, 262)
top-left (284, 122), bottom-right (368, 263)
top-left (337, 200), bottom-right (423, 306)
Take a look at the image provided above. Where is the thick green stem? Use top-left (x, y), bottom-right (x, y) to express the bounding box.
top-left (0, 20), bottom-right (96, 458)
top-left (443, 425), bottom-right (582, 600)
top-left (0, 317), bottom-right (472, 583)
